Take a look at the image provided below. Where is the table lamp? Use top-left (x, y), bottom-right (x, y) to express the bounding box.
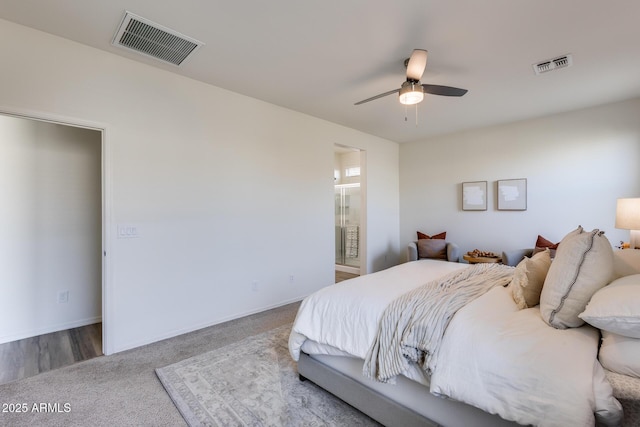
top-left (615, 198), bottom-right (640, 249)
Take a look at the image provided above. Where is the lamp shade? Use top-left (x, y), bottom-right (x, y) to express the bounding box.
top-left (616, 198), bottom-right (640, 230)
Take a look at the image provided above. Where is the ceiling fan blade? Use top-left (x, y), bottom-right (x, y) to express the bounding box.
top-left (406, 49), bottom-right (428, 81)
top-left (422, 84), bottom-right (468, 97)
top-left (354, 89), bottom-right (400, 105)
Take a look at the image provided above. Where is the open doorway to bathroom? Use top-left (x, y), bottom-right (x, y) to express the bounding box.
top-left (334, 144), bottom-right (365, 278)
top-left (0, 112), bottom-right (104, 383)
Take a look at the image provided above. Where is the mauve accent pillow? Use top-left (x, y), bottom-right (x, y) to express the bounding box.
top-left (417, 231), bottom-right (446, 240)
top-left (511, 248), bottom-right (552, 309)
top-left (417, 239), bottom-right (448, 260)
top-left (539, 226), bottom-right (614, 329)
top-left (536, 235), bottom-right (559, 249)
top-left (533, 235), bottom-right (560, 258)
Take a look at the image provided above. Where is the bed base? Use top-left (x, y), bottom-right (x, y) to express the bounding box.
top-left (299, 352), bottom-right (434, 427)
top-left (298, 352), bottom-right (520, 427)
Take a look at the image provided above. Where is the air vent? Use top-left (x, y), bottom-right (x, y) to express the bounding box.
top-left (112, 12), bottom-right (204, 66)
top-left (532, 54), bottom-right (573, 75)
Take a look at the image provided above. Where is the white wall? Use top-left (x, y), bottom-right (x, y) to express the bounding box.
top-left (400, 97), bottom-right (640, 260)
top-left (0, 19), bottom-right (400, 353)
top-left (0, 116), bottom-right (102, 343)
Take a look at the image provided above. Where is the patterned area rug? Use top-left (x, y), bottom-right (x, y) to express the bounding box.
top-left (156, 325), bottom-right (380, 426)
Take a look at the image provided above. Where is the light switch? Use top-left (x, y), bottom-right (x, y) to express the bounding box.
top-left (117, 224), bottom-right (140, 239)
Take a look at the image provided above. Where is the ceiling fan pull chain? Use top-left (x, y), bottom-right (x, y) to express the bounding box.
top-left (404, 104), bottom-right (408, 122)
top-left (415, 104), bottom-right (419, 127)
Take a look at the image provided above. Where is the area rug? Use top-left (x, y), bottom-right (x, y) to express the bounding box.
top-left (155, 324), bottom-right (380, 426)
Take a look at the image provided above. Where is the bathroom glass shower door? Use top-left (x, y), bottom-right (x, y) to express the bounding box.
top-left (335, 183), bottom-right (360, 269)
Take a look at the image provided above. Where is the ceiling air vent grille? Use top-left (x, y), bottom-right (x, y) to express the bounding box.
top-left (532, 54), bottom-right (573, 75)
top-left (112, 12), bottom-right (204, 66)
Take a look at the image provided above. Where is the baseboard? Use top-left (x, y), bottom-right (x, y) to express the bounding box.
top-left (111, 296), bottom-right (304, 354)
top-left (0, 316), bottom-right (102, 345)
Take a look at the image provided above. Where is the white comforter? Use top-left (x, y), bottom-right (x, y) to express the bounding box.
top-left (288, 260), bottom-right (623, 427)
top-left (289, 259), bottom-right (468, 361)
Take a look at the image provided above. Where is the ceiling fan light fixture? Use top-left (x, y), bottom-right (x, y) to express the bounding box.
top-left (398, 81), bottom-right (424, 105)
top-left (353, 48), bottom-right (467, 106)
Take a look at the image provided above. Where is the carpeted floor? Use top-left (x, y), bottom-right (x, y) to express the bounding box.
top-left (0, 303), bottom-right (301, 427)
top-left (156, 324), bottom-right (380, 426)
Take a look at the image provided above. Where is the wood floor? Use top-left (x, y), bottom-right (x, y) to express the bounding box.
top-left (0, 323), bottom-right (102, 385)
top-left (335, 270), bottom-right (359, 283)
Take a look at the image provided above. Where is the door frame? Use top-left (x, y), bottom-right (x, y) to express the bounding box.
top-left (0, 106), bottom-right (112, 354)
top-left (334, 144), bottom-right (366, 275)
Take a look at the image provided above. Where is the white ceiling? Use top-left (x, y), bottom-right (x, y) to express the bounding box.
top-left (1, 0), bottom-right (640, 143)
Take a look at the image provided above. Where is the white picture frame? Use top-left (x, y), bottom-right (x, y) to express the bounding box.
top-left (462, 181), bottom-right (487, 211)
top-left (497, 178), bottom-right (527, 211)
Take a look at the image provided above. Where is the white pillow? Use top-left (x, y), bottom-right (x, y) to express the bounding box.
top-left (598, 330), bottom-right (640, 378)
top-left (579, 273), bottom-right (640, 338)
top-left (511, 248), bottom-right (551, 309)
top-left (540, 226), bottom-right (614, 329)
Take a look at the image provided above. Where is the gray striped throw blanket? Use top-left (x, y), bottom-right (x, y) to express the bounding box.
top-left (363, 263), bottom-right (514, 383)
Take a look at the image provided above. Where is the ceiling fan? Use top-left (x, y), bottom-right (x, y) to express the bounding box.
top-left (354, 49), bottom-right (468, 106)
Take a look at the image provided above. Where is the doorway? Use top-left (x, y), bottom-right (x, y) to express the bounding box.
top-left (334, 144), bottom-right (365, 275)
top-left (0, 112), bottom-right (105, 374)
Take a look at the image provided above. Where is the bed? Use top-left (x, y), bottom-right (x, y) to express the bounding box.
top-left (289, 227), bottom-right (640, 427)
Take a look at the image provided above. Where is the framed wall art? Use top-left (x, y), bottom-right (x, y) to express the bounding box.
top-left (462, 181), bottom-right (487, 211)
top-left (497, 178), bottom-right (527, 210)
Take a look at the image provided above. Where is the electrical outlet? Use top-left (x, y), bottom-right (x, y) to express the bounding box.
top-left (251, 281), bottom-right (259, 292)
top-left (289, 274), bottom-right (294, 283)
top-left (58, 290), bottom-right (69, 304)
